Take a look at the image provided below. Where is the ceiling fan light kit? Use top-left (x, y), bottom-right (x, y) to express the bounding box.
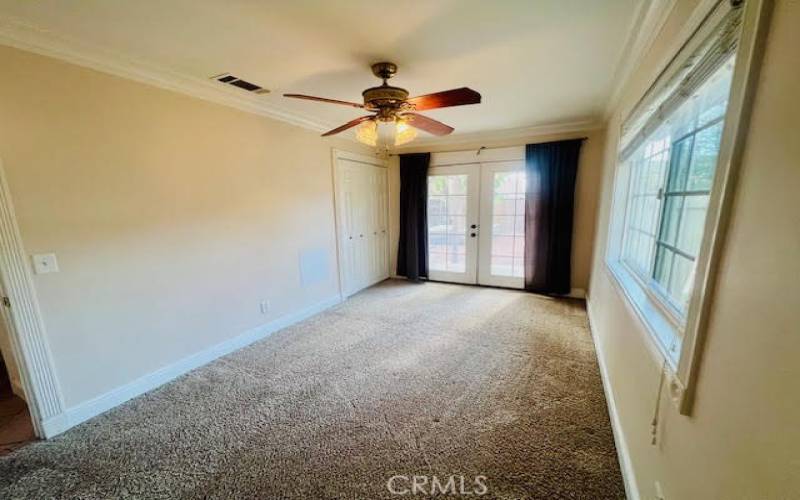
top-left (354, 117), bottom-right (418, 147)
top-left (394, 118), bottom-right (417, 146)
top-left (355, 119), bottom-right (378, 146)
top-left (284, 62), bottom-right (481, 148)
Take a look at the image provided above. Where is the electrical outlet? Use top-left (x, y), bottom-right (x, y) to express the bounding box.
top-left (654, 480), bottom-right (666, 500)
top-left (259, 300), bottom-right (270, 314)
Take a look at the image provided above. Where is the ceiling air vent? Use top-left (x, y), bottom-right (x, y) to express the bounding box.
top-left (210, 73), bottom-right (270, 94)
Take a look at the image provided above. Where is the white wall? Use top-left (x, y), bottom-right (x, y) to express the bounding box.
top-left (588, 1), bottom-right (800, 498)
top-left (0, 45), bottom-right (372, 410)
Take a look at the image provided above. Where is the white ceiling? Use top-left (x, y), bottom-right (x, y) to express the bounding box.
top-left (0, 0), bottom-right (644, 140)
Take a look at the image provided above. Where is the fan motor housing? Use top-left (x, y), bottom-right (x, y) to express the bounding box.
top-left (362, 85), bottom-right (409, 112)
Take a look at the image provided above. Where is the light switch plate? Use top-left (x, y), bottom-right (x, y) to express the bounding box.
top-left (32, 253), bottom-right (59, 274)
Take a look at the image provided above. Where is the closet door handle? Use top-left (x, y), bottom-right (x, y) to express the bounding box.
top-left (470, 224), bottom-right (478, 229)
top-left (470, 233), bottom-right (477, 238)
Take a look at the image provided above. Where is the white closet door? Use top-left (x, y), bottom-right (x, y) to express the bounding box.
top-left (355, 165), bottom-right (370, 291)
top-left (366, 167), bottom-right (380, 284)
top-left (377, 168), bottom-right (389, 280)
top-left (337, 160), bottom-right (360, 296)
top-left (334, 154), bottom-right (389, 298)
top-left (366, 166), bottom-right (389, 285)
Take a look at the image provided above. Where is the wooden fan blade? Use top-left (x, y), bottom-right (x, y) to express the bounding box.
top-left (406, 87), bottom-right (481, 111)
top-left (404, 113), bottom-right (454, 136)
top-left (283, 94), bottom-right (364, 109)
top-left (321, 115), bottom-right (375, 137)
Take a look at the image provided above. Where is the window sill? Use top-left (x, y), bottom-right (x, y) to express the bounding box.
top-left (604, 260), bottom-right (682, 372)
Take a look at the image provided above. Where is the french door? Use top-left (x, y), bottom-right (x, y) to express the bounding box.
top-left (427, 160), bottom-right (526, 289)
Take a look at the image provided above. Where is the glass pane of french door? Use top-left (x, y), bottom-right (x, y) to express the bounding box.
top-left (478, 161), bottom-right (526, 288)
top-left (427, 164), bottom-right (480, 284)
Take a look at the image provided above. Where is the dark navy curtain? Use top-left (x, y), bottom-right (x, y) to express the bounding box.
top-left (397, 153), bottom-right (430, 281)
top-left (524, 139), bottom-right (583, 295)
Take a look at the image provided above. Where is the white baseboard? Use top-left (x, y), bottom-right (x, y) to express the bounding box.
top-left (39, 412), bottom-right (70, 438)
top-left (46, 294), bottom-right (342, 438)
top-left (586, 299), bottom-right (640, 500)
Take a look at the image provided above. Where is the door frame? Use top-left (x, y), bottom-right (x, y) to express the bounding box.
top-left (331, 149), bottom-right (389, 298)
top-left (0, 157), bottom-right (66, 438)
top-left (429, 145), bottom-right (524, 167)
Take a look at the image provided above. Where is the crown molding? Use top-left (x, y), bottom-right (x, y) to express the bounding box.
top-left (392, 119), bottom-right (603, 152)
top-left (604, 0), bottom-right (679, 119)
top-left (0, 16), bottom-right (334, 133)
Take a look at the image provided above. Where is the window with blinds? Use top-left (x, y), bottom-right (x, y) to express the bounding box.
top-left (622, 56), bottom-right (735, 314)
top-left (607, 0), bottom-right (748, 364)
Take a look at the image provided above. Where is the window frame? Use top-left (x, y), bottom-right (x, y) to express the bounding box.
top-left (605, 0), bottom-right (772, 415)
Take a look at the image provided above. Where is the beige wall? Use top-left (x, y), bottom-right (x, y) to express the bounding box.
top-left (0, 45), bottom-right (372, 408)
top-left (588, 1), bottom-right (800, 498)
top-left (388, 128), bottom-right (606, 292)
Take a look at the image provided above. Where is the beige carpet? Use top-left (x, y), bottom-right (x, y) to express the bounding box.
top-left (0, 280), bottom-right (624, 499)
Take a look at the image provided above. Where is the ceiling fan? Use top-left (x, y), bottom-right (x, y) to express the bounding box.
top-left (284, 62), bottom-right (481, 147)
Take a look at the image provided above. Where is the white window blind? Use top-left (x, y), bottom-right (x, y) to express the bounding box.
top-left (620, 2), bottom-right (744, 162)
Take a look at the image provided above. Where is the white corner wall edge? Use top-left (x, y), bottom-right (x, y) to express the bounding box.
top-left (40, 294), bottom-right (343, 438)
top-left (586, 298), bottom-right (640, 500)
